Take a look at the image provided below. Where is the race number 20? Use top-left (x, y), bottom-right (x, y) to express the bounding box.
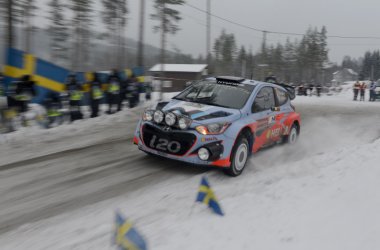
top-left (149, 135), bottom-right (181, 153)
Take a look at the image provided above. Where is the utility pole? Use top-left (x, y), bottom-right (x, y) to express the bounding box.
top-left (24, 1), bottom-right (32, 53)
top-left (159, 1), bottom-right (166, 100)
top-left (137, 0), bottom-right (145, 68)
top-left (261, 30), bottom-right (268, 52)
top-left (260, 31), bottom-right (268, 80)
top-left (7, 0), bottom-right (14, 48)
top-left (206, 0), bottom-right (211, 68)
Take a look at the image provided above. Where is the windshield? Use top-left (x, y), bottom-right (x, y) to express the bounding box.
top-left (174, 80), bottom-right (255, 109)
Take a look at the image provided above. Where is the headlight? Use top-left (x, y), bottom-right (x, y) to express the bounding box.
top-left (153, 110), bottom-right (164, 123)
top-left (196, 122), bottom-right (230, 135)
top-left (178, 117), bottom-right (192, 130)
top-left (142, 110), bottom-right (154, 121)
top-left (165, 112), bottom-right (176, 126)
top-left (198, 147), bottom-right (210, 161)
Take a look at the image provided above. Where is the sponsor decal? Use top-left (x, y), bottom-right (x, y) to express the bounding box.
top-left (266, 127), bottom-right (282, 139)
top-left (201, 137), bottom-right (218, 142)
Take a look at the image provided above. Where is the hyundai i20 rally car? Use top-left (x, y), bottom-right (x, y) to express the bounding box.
top-left (133, 76), bottom-right (301, 176)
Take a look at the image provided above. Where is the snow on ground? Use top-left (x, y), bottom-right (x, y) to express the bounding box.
top-left (0, 92), bottom-right (178, 165)
top-left (0, 106), bottom-right (140, 165)
top-left (1, 88), bottom-right (380, 249)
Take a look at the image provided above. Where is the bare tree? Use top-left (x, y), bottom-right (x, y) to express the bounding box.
top-left (48, 0), bottom-right (69, 67)
top-left (151, 0), bottom-right (185, 98)
top-left (101, 0), bottom-right (128, 69)
top-left (70, 0), bottom-right (94, 71)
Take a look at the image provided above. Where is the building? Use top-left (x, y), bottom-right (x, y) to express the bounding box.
top-left (332, 68), bottom-right (358, 86)
top-left (149, 64), bottom-right (208, 92)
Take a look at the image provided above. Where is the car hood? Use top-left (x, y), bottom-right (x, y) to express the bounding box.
top-left (161, 99), bottom-right (241, 123)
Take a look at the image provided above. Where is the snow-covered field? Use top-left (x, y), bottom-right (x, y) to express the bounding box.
top-left (1, 88), bottom-right (380, 250)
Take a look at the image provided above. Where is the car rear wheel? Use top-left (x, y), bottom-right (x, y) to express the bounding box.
top-left (284, 124), bottom-right (298, 145)
top-left (224, 136), bottom-right (249, 177)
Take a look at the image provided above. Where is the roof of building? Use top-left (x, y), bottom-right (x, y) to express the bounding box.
top-left (333, 68), bottom-right (358, 75)
top-left (346, 68), bottom-right (358, 75)
top-left (149, 64), bottom-right (208, 73)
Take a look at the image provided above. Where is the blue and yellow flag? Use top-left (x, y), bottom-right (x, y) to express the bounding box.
top-left (2, 48), bottom-right (70, 103)
top-left (114, 211), bottom-right (148, 250)
top-left (3, 48), bottom-right (69, 92)
top-left (196, 176), bottom-right (224, 216)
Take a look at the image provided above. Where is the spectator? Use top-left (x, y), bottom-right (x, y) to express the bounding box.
top-left (359, 81), bottom-right (366, 101)
top-left (43, 91), bottom-right (63, 127)
top-left (316, 84), bottom-right (322, 97)
top-left (126, 75), bottom-right (139, 108)
top-left (15, 75), bottom-right (36, 113)
top-left (106, 69), bottom-right (121, 114)
top-left (353, 81), bottom-right (360, 101)
top-left (369, 81), bottom-right (376, 102)
top-left (89, 72), bottom-right (103, 118)
top-left (117, 77), bottom-right (128, 112)
top-left (65, 73), bottom-right (83, 121)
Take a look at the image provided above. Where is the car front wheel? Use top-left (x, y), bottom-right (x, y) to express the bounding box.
top-left (224, 136), bottom-right (249, 177)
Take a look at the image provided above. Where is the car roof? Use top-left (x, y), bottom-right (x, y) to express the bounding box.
top-left (205, 76), bottom-right (274, 87)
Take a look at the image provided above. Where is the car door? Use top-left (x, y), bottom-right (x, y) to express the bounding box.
top-left (251, 86), bottom-right (276, 150)
top-left (267, 87), bottom-right (289, 143)
top-left (272, 87), bottom-right (294, 141)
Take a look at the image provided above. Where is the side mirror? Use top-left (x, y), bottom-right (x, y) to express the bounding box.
top-left (271, 107), bottom-right (280, 112)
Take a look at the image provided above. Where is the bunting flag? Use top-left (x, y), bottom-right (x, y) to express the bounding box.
top-left (196, 176), bottom-right (224, 216)
top-left (114, 211), bottom-right (148, 250)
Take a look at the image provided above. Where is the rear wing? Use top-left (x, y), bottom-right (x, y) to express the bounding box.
top-left (274, 83), bottom-right (296, 100)
top-left (264, 76), bottom-right (296, 100)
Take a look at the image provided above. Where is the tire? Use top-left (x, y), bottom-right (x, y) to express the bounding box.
top-left (224, 136), bottom-right (249, 177)
top-left (284, 124), bottom-right (298, 145)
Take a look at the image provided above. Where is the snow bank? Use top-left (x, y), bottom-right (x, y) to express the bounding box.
top-left (0, 107), bottom-right (141, 166)
top-left (0, 92), bottom-right (178, 165)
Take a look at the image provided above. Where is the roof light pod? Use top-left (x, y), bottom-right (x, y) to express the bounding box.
top-left (165, 112), bottom-right (177, 126)
top-left (153, 110), bottom-right (164, 124)
top-left (178, 117), bottom-right (192, 130)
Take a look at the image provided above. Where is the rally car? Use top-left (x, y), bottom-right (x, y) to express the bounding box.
top-left (133, 76), bottom-right (301, 176)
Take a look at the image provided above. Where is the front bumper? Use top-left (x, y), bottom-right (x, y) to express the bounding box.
top-left (134, 121), bottom-right (232, 167)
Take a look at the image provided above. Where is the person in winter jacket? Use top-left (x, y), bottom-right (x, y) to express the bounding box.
top-left (106, 69), bottom-right (121, 114)
top-left (316, 84), bottom-right (322, 97)
top-left (369, 81), bottom-right (376, 101)
top-left (65, 73), bottom-right (83, 121)
top-left (353, 81), bottom-right (360, 101)
top-left (89, 72), bottom-right (103, 118)
top-left (359, 82), bottom-right (366, 101)
top-left (14, 75), bottom-right (36, 112)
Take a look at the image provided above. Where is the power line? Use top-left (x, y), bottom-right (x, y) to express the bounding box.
top-left (184, 2), bottom-right (380, 40)
top-left (181, 11), bottom-right (271, 41)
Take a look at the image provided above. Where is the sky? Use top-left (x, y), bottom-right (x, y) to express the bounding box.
top-left (34, 0), bottom-right (380, 63)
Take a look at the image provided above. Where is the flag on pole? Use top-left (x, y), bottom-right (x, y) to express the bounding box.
top-left (196, 176), bottom-right (224, 216)
top-left (114, 211), bottom-right (148, 250)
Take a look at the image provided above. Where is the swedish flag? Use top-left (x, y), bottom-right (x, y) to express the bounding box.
top-left (114, 211), bottom-right (148, 250)
top-left (3, 48), bottom-right (69, 96)
top-left (196, 176), bottom-right (224, 216)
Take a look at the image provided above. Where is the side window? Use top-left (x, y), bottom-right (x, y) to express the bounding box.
top-left (252, 87), bottom-right (275, 113)
top-left (275, 88), bottom-right (288, 106)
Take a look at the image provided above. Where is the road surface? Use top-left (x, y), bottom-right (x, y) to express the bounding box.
top-left (0, 101), bottom-right (379, 235)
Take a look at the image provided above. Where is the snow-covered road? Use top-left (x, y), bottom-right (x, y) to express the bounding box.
top-left (1, 92), bottom-right (380, 249)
